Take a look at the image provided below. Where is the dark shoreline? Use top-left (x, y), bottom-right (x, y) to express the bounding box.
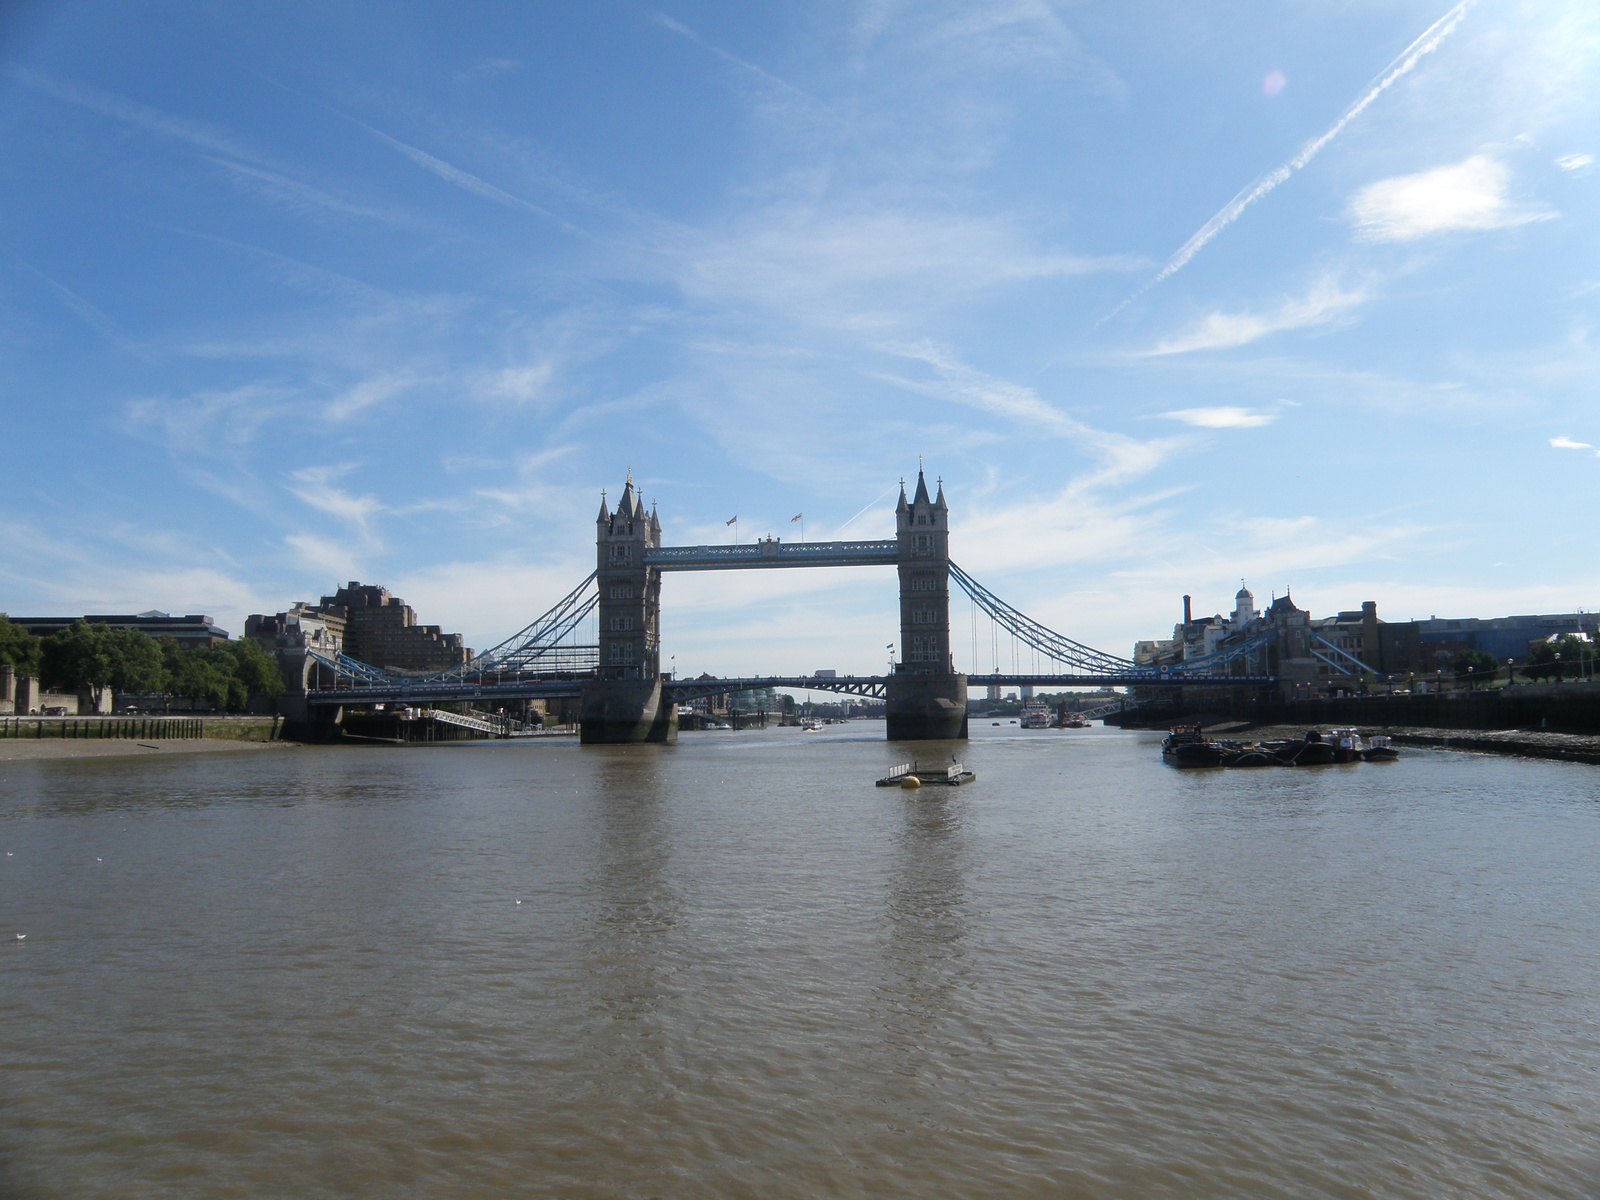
top-left (1196, 722), bottom-right (1600, 767)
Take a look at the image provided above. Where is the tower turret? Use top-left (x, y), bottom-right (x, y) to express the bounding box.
top-left (596, 474), bottom-right (662, 680)
top-left (895, 467), bottom-right (951, 672)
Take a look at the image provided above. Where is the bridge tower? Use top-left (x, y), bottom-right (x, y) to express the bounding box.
top-left (887, 469), bottom-right (968, 740)
top-left (580, 474), bottom-right (676, 743)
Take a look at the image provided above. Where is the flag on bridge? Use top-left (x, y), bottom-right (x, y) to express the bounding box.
top-left (791, 513), bottom-right (802, 522)
top-left (726, 515), bottom-right (737, 525)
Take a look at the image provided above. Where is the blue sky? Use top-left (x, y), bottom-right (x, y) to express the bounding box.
top-left (2, 0), bottom-right (1598, 676)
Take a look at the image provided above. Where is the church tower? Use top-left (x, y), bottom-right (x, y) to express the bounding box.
top-left (895, 468), bottom-right (952, 673)
top-left (595, 473), bottom-right (662, 681)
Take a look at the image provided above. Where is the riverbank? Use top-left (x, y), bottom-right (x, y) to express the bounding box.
top-left (1206, 721), bottom-right (1600, 766)
top-left (0, 738), bottom-right (296, 762)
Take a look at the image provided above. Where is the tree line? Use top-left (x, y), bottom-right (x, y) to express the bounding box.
top-left (1447, 633), bottom-right (1597, 685)
top-left (0, 616), bottom-right (282, 711)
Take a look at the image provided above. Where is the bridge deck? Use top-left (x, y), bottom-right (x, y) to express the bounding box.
top-left (305, 671), bottom-right (1269, 706)
top-left (645, 540), bottom-right (898, 570)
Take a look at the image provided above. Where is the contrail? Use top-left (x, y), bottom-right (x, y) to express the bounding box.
top-left (1099, 1), bottom-right (1471, 326)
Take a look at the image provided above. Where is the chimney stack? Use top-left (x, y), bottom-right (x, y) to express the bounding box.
top-left (1183, 594), bottom-right (1192, 624)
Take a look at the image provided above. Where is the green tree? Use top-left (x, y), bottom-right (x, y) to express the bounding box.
top-left (1526, 635), bottom-right (1593, 682)
top-left (215, 638), bottom-right (283, 697)
top-left (0, 614), bottom-right (42, 676)
top-left (1450, 649), bottom-right (1500, 687)
top-left (103, 627), bottom-right (168, 694)
top-left (40, 621), bottom-right (113, 691)
top-left (1525, 640), bottom-right (1559, 682)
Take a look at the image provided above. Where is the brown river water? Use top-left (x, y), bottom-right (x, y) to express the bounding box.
top-left (2, 722), bottom-right (1598, 1198)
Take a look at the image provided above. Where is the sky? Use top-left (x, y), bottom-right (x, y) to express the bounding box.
top-left (2, 0), bottom-right (1599, 678)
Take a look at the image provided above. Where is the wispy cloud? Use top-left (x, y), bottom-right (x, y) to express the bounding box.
top-left (1557, 152), bottom-right (1595, 171)
top-left (284, 465), bottom-right (385, 541)
top-left (6, 64), bottom-right (267, 163)
top-left (1550, 435), bottom-right (1595, 451)
top-left (652, 12), bottom-right (821, 107)
top-left (353, 116), bottom-right (582, 233)
top-left (1162, 407), bottom-right (1279, 429)
top-left (25, 264), bottom-right (142, 354)
top-left (1147, 276), bottom-right (1368, 355)
top-left (1349, 154), bottom-right (1553, 240)
top-left (878, 341), bottom-right (1179, 488)
top-left (1100, 1), bottom-right (1472, 323)
top-left (458, 58), bottom-right (521, 81)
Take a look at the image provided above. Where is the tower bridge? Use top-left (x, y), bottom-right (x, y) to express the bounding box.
top-left (301, 467), bottom-right (1277, 742)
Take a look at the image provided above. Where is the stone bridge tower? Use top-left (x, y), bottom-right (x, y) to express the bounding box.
top-left (887, 469), bottom-right (967, 740)
top-left (581, 474), bottom-right (676, 743)
top-left (595, 474), bottom-right (661, 681)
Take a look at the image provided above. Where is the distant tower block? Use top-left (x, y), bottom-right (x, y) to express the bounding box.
top-left (886, 469), bottom-right (967, 740)
top-left (581, 473), bottom-right (676, 743)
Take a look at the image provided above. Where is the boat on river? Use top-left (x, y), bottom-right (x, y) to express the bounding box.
top-left (1362, 734), bottom-right (1400, 762)
top-left (1162, 725), bottom-right (1225, 767)
top-left (1020, 701), bottom-right (1051, 729)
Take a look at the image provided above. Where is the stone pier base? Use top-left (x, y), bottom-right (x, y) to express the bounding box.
top-left (885, 673), bottom-right (968, 741)
top-left (580, 678), bottom-right (678, 744)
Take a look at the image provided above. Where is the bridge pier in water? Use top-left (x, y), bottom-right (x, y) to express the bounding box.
top-left (579, 678), bottom-right (677, 744)
top-left (885, 672), bottom-right (968, 740)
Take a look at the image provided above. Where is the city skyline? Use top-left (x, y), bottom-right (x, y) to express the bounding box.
top-left (3, 1), bottom-right (1598, 674)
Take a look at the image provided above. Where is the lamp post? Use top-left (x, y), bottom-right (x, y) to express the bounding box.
top-left (1506, 658), bottom-right (1515, 688)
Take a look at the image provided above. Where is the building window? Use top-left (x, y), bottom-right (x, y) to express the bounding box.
top-left (913, 533), bottom-right (932, 551)
top-left (911, 608), bottom-right (937, 625)
top-left (916, 515), bottom-right (928, 526)
top-left (608, 585), bottom-right (635, 599)
top-left (608, 616), bottom-right (635, 631)
top-left (910, 576), bottom-right (937, 592)
top-left (608, 544), bottom-right (632, 563)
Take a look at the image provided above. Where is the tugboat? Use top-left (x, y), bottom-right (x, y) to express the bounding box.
top-left (1327, 728), bottom-right (1363, 763)
top-left (1162, 724), bottom-right (1225, 767)
top-left (1361, 734), bottom-right (1400, 762)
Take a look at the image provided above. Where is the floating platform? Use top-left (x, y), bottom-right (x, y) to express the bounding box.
top-left (876, 759), bottom-right (976, 787)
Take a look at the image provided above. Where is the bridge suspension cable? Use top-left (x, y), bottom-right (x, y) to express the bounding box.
top-left (428, 571), bottom-right (599, 682)
top-left (948, 562), bottom-right (1137, 674)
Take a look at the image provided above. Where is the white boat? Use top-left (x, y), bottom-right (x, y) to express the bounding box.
top-left (1020, 701), bottom-right (1051, 729)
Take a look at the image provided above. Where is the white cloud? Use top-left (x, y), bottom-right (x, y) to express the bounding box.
top-left (1163, 407), bottom-right (1278, 429)
top-left (284, 466), bottom-right (384, 540)
top-left (1147, 276), bottom-right (1367, 355)
top-left (1558, 152), bottom-right (1595, 171)
top-left (1550, 435), bottom-right (1594, 450)
top-left (1348, 154), bottom-right (1553, 241)
top-left (486, 363), bottom-right (554, 403)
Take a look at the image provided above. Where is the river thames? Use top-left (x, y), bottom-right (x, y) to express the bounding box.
top-left (2, 723), bottom-right (1597, 1198)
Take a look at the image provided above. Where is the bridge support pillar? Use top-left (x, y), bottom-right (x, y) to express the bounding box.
top-left (885, 673), bottom-right (967, 741)
top-left (580, 678), bottom-right (678, 744)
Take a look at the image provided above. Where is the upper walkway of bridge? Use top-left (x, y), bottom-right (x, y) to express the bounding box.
top-left (644, 540), bottom-right (898, 570)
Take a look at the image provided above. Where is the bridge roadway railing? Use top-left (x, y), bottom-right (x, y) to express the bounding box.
top-left (645, 540), bottom-right (898, 571)
top-left (305, 668), bottom-right (1275, 708)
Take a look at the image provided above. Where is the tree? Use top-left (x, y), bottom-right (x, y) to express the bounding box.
top-left (0, 614), bottom-right (42, 676)
top-left (40, 621), bottom-right (113, 691)
top-left (103, 627), bottom-right (167, 694)
top-left (1450, 650), bottom-right (1500, 687)
top-left (1526, 635), bottom-right (1593, 682)
top-left (215, 638), bottom-right (283, 697)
